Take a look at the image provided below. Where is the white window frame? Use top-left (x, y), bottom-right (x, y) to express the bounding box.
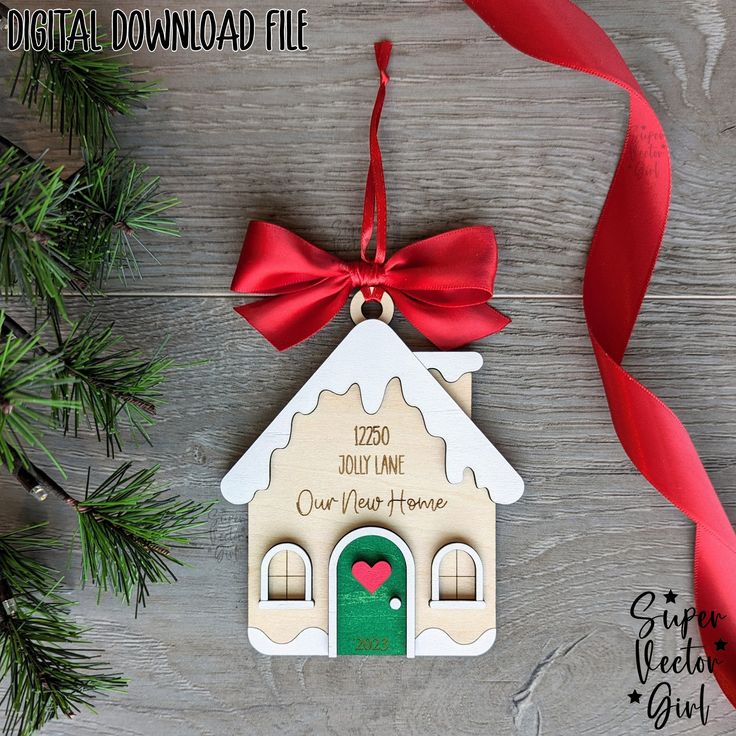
top-left (430, 542), bottom-right (485, 609)
top-left (259, 543), bottom-right (314, 609)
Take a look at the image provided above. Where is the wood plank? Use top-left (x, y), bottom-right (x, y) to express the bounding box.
top-left (1, 0), bottom-right (734, 731)
top-left (0, 296), bottom-right (732, 734)
top-left (1, 0), bottom-right (734, 296)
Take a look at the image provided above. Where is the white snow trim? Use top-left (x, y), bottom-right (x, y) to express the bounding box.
top-left (414, 352), bottom-right (482, 382)
top-left (221, 320), bottom-right (524, 506)
top-left (248, 627), bottom-right (328, 656)
top-left (247, 626), bottom-right (496, 657)
top-left (414, 628), bottom-right (497, 657)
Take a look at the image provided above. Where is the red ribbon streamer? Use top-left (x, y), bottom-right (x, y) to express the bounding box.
top-left (232, 42), bottom-right (509, 350)
top-left (463, 0), bottom-right (736, 707)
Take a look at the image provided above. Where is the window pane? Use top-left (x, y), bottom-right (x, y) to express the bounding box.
top-left (455, 576), bottom-right (476, 600)
top-left (286, 575), bottom-right (306, 600)
top-left (267, 548), bottom-right (308, 600)
top-left (269, 575), bottom-right (287, 599)
top-left (455, 550), bottom-right (475, 576)
top-left (269, 551), bottom-right (288, 576)
top-left (285, 550), bottom-right (305, 577)
top-left (437, 547), bottom-right (477, 600)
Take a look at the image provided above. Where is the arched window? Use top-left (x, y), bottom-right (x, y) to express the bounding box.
top-left (430, 543), bottom-right (485, 609)
top-left (259, 543), bottom-right (314, 609)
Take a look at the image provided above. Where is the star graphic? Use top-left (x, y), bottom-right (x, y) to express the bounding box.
top-left (628, 690), bottom-right (642, 704)
top-left (715, 639), bottom-right (727, 651)
top-left (664, 590), bottom-right (678, 604)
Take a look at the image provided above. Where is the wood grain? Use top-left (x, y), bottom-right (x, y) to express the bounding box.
top-left (0, 0), bottom-right (735, 733)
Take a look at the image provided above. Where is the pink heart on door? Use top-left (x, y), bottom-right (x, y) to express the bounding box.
top-left (352, 560), bottom-right (392, 594)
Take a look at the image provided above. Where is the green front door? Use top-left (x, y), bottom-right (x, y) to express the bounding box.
top-left (336, 533), bottom-right (408, 656)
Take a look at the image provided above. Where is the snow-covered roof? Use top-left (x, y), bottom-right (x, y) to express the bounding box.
top-left (414, 351), bottom-right (483, 381)
top-left (221, 320), bottom-right (524, 506)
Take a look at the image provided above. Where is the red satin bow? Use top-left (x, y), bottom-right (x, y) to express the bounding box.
top-left (231, 42), bottom-right (509, 351)
top-left (231, 221), bottom-right (509, 351)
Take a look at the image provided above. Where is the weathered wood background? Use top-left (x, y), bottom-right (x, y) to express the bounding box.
top-left (1, 1), bottom-right (735, 734)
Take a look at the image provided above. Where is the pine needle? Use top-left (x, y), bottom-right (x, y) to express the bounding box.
top-left (0, 314), bottom-right (78, 474)
top-left (77, 465), bottom-right (213, 611)
top-left (0, 149), bottom-right (84, 318)
top-left (65, 151), bottom-right (179, 284)
top-left (52, 319), bottom-right (174, 454)
top-left (10, 29), bottom-right (156, 155)
top-left (0, 529), bottom-right (126, 736)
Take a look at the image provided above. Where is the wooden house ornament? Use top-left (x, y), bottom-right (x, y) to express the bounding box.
top-left (221, 312), bottom-right (524, 657)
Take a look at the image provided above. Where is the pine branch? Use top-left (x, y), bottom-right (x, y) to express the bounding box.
top-left (65, 151), bottom-right (178, 284)
top-left (0, 148), bottom-right (87, 318)
top-left (76, 464), bottom-right (212, 611)
top-left (0, 527), bottom-right (63, 609)
top-left (4, 457), bottom-right (211, 613)
top-left (53, 319), bottom-right (173, 455)
top-left (0, 314), bottom-right (171, 455)
top-left (0, 531), bottom-right (125, 736)
top-left (10, 23), bottom-right (157, 155)
top-left (0, 314), bottom-right (78, 474)
top-left (1, 18), bottom-right (198, 733)
top-left (0, 145), bottom-right (177, 317)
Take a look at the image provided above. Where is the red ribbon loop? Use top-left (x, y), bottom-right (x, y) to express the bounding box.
top-left (360, 40), bottom-right (392, 266)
